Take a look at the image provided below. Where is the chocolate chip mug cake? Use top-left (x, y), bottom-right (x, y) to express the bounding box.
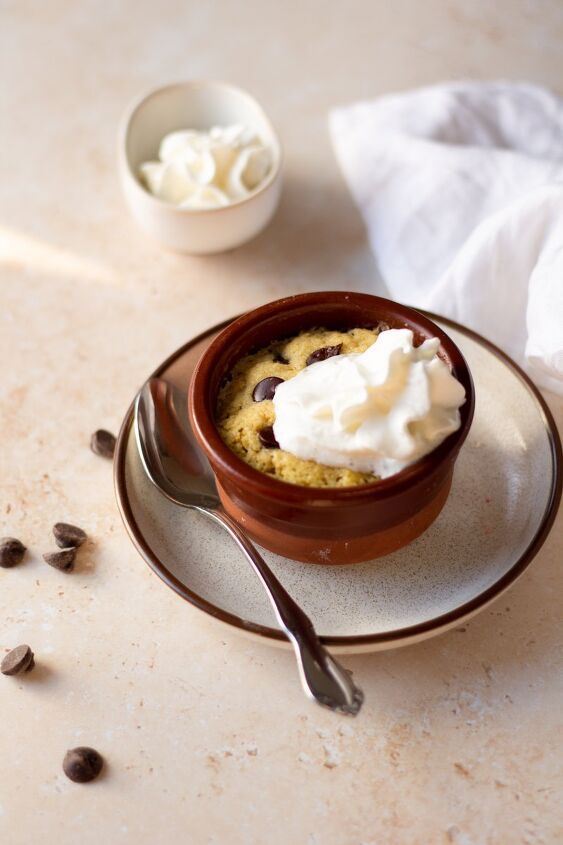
top-left (190, 291), bottom-right (475, 563)
top-left (216, 322), bottom-right (467, 489)
top-left (216, 326), bottom-right (386, 488)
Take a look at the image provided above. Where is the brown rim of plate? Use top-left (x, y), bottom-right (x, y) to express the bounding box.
top-left (114, 311), bottom-right (563, 647)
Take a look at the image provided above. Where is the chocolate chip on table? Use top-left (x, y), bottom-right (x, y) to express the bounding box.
top-left (90, 429), bottom-right (116, 459)
top-left (63, 747), bottom-right (104, 783)
top-left (53, 522), bottom-right (87, 549)
top-left (258, 426), bottom-right (280, 449)
top-left (252, 377), bottom-right (285, 402)
top-left (305, 344), bottom-right (343, 366)
top-left (1, 644), bottom-right (35, 676)
top-left (43, 548), bottom-right (77, 572)
top-left (0, 537), bottom-right (26, 568)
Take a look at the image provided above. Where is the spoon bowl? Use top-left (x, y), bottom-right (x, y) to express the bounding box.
top-left (135, 377), bottom-right (219, 509)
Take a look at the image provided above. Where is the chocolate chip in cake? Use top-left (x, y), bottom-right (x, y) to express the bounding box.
top-left (252, 377), bottom-right (284, 402)
top-left (258, 426), bottom-right (280, 449)
top-left (43, 548), bottom-right (77, 572)
top-left (1, 644), bottom-right (35, 676)
top-left (0, 537), bottom-right (26, 568)
top-left (272, 351), bottom-right (289, 364)
top-left (53, 522), bottom-right (87, 549)
top-left (90, 429), bottom-right (116, 459)
top-left (306, 344), bottom-right (343, 366)
top-left (63, 747), bottom-right (104, 783)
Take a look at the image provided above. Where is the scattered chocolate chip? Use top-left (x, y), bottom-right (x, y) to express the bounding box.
top-left (272, 351), bottom-right (289, 364)
top-left (63, 747), bottom-right (104, 783)
top-left (43, 548), bottom-right (76, 572)
top-left (252, 377), bottom-right (284, 402)
top-left (305, 344), bottom-right (343, 366)
top-left (53, 522), bottom-right (87, 549)
top-left (90, 429), bottom-right (116, 459)
top-left (258, 426), bottom-right (280, 449)
top-left (0, 537), bottom-right (26, 568)
top-left (1, 644), bottom-right (34, 676)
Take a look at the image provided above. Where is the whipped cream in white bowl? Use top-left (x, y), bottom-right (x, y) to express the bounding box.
top-left (273, 328), bottom-right (467, 478)
top-left (138, 124), bottom-right (273, 209)
top-left (118, 81), bottom-right (282, 254)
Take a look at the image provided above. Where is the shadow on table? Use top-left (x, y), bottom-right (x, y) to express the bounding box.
top-left (198, 172), bottom-right (387, 297)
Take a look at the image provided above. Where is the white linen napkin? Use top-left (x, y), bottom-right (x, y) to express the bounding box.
top-left (329, 80), bottom-right (563, 395)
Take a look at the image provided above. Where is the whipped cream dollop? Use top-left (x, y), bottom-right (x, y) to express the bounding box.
top-left (272, 329), bottom-right (466, 478)
top-left (138, 124), bottom-right (272, 209)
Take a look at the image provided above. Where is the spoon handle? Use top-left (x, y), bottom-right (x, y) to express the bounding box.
top-left (206, 507), bottom-right (363, 716)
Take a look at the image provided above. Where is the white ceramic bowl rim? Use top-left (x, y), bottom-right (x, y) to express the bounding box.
top-left (118, 79), bottom-right (283, 215)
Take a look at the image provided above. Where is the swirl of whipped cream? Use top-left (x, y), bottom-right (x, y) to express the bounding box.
top-left (272, 329), bottom-right (466, 479)
top-left (138, 124), bottom-right (272, 209)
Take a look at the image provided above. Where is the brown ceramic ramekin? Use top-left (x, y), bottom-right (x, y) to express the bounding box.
top-left (188, 292), bottom-right (475, 564)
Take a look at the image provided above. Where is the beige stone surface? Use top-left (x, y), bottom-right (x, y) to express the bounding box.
top-left (1, 1), bottom-right (562, 843)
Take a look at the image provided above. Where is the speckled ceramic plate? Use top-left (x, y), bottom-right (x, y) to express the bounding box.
top-left (114, 313), bottom-right (561, 654)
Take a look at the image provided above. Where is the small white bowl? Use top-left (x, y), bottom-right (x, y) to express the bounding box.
top-left (118, 81), bottom-right (282, 254)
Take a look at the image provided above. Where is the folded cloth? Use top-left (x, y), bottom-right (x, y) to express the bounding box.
top-left (329, 80), bottom-right (563, 394)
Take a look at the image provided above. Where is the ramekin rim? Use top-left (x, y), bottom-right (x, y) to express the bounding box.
top-left (188, 291), bottom-right (476, 504)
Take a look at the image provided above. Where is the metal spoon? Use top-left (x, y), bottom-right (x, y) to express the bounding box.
top-left (135, 377), bottom-right (363, 716)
